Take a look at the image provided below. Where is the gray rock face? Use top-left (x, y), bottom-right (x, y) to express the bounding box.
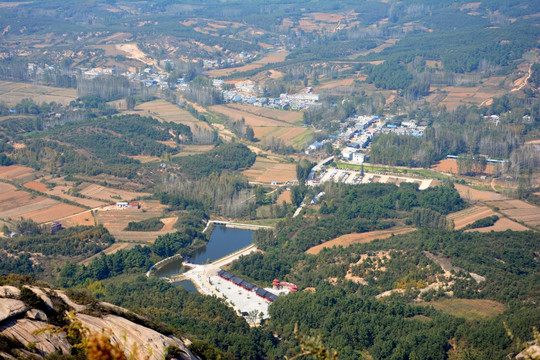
top-left (0, 318), bottom-right (71, 355)
top-left (23, 286), bottom-right (54, 310)
top-left (27, 309), bottom-right (48, 321)
top-left (0, 286), bottom-right (20, 298)
top-left (0, 298), bottom-right (27, 323)
top-left (77, 313), bottom-right (198, 360)
top-left (0, 286), bottom-right (198, 360)
top-left (54, 290), bottom-right (87, 312)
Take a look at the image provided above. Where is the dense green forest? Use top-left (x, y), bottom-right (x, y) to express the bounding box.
top-left (124, 217), bottom-right (164, 231)
top-left (230, 227), bottom-right (540, 360)
top-left (11, 114), bottom-right (192, 178)
top-left (253, 182), bottom-right (464, 253)
top-left (0, 1), bottom-right (539, 359)
top-left (174, 142), bottom-right (256, 179)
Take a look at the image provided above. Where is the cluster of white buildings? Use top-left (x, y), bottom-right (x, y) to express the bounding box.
top-left (219, 83), bottom-right (320, 110)
top-left (203, 52), bottom-right (254, 68)
top-left (381, 119), bottom-right (426, 137)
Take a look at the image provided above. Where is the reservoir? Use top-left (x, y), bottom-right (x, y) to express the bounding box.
top-left (154, 225), bottom-right (254, 280)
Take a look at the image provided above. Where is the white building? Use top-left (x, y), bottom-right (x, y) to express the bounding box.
top-left (351, 153), bottom-right (365, 164)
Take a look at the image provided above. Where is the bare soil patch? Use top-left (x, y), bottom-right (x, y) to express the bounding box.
top-left (277, 190), bottom-right (291, 204)
top-left (437, 85), bottom-right (506, 111)
top-left (23, 181), bottom-right (48, 192)
top-left (97, 200), bottom-right (175, 243)
top-left (115, 43), bottom-right (156, 67)
top-left (420, 299), bottom-right (504, 320)
top-left (210, 105), bottom-right (293, 127)
top-left (448, 206), bottom-right (497, 230)
top-left (78, 184), bottom-right (149, 202)
top-left (177, 144), bottom-right (215, 156)
top-left (0, 165), bottom-right (34, 180)
top-left (225, 104), bottom-right (303, 124)
top-left (0, 182), bottom-right (16, 194)
top-left (306, 227), bottom-right (415, 255)
top-left (318, 78), bottom-right (355, 90)
top-left (206, 50), bottom-right (289, 77)
top-left (0, 81), bottom-right (77, 106)
top-left (431, 159), bottom-right (458, 174)
top-left (454, 184), bottom-right (507, 202)
top-left (0, 191), bottom-right (49, 218)
top-left (62, 211), bottom-right (95, 227)
top-left (242, 158), bottom-right (297, 183)
top-left (46, 185), bottom-right (106, 208)
top-left (160, 216), bottom-right (178, 232)
top-left (465, 217), bottom-right (529, 232)
top-left (21, 203), bottom-right (85, 223)
top-left (131, 99), bottom-right (205, 127)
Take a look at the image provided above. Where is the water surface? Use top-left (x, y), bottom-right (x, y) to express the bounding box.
top-left (154, 225), bottom-right (253, 281)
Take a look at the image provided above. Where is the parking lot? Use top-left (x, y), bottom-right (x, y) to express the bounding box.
top-left (314, 168), bottom-right (433, 190)
top-left (211, 275), bottom-right (289, 321)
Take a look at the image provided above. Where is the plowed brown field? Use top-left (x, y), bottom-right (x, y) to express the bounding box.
top-left (243, 158), bottom-right (297, 183)
top-left (448, 206), bottom-right (497, 230)
top-left (454, 184), bottom-right (506, 201)
top-left (97, 200), bottom-right (176, 243)
top-left (79, 184), bottom-right (149, 202)
top-left (465, 217), bottom-right (529, 232)
top-left (306, 227), bottom-right (415, 255)
top-left (24, 181), bottom-right (48, 192)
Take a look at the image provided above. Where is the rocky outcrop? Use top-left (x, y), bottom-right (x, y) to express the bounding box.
top-left (26, 308), bottom-right (47, 321)
top-left (0, 318), bottom-right (71, 355)
top-left (23, 285), bottom-right (54, 310)
top-left (0, 285), bottom-right (20, 298)
top-left (0, 298), bottom-right (26, 322)
top-left (0, 283), bottom-right (198, 360)
top-left (54, 290), bottom-right (87, 312)
top-left (78, 313), bottom-right (198, 360)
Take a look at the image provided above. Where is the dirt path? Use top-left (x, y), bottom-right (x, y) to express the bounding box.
top-left (511, 61), bottom-right (534, 92)
top-left (160, 216), bottom-right (177, 232)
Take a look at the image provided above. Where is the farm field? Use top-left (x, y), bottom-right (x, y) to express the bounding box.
top-left (420, 299), bottom-right (504, 321)
top-left (210, 104), bottom-right (311, 147)
top-left (451, 183), bottom-right (540, 230)
top-left (23, 181), bottom-right (47, 192)
top-left (0, 165), bottom-right (34, 181)
top-left (78, 183), bottom-right (150, 202)
top-left (276, 190), bottom-right (291, 204)
top-left (430, 158), bottom-right (498, 175)
top-left (447, 206), bottom-right (497, 230)
top-left (431, 159), bottom-right (458, 174)
top-left (242, 158), bottom-right (297, 184)
top-left (453, 183), bottom-right (506, 202)
top-left (222, 104), bottom-right (304, 124)
top-left (0, 182), bottom-right (85, 224)
top-left (61, 211), bottom-right (95, 227)
top-left (0, 80), bottom-right (77, 106)
top-left (128, 99), bottom-right (213, 130)
top-left (434, 84), bottom-right (506, 111)
top-left (44, 183), bottom-right (107, 208)
top-left (210, 104), bottom-right (294, 127)
top-left (96, 200), bottom-right (176, 243)
top-left (487, 199), bottom-right (540, 228)
top-left (175, 144), bottom-right (215, 157)
top-left (465, 217), bottom-right (529, 232)
top-left (305, 227), bottom-right (416, 255)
